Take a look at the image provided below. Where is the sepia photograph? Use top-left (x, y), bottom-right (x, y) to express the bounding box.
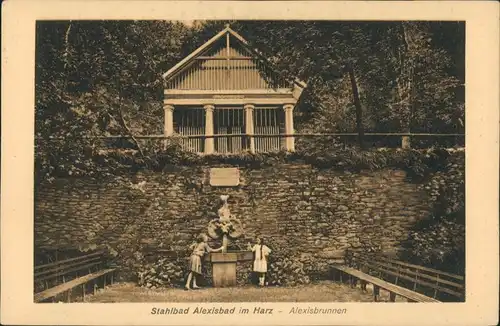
top-left (1, 1), bottom-right (498, 325)
top-left (33, 19), bottom-right (466, 304)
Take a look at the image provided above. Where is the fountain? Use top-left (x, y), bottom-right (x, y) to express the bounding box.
top-left (206, 195), bottom-right (250, 287)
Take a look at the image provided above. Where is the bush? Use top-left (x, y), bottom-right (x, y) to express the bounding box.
top-left (268, 257), bottom-right (311, 287)
top-left (422, 152), bottom-right (465, 218)
top-left (262, 237), bottom-right (311, 286)
top-left (301, 257), bottom-right (331, 281)
top-left (401, 151), bottom-right (465, 275)
top-left (137, 257), bottom-right (185, 289)
top-left (37, 142), bottom-right (463, 184)
top-left (401, 216), bottom-right (465, 275)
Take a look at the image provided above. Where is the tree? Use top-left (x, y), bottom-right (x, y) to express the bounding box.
top-left (35, 20), bottom-right (191, 181)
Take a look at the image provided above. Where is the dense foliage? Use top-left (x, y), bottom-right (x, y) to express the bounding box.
top-left (35, 21), bottom-right (192, 182)
top-left (137, 258), bottom-right (185, 289)
top-left (401, 153), bottom-right (465, 275)
top-left (264, 237), bottom-right (312, 286)
top-left (36, 20), bottom-right (465, 182)
top-left (36, 136), bottom-right (461, 185)
top-left (403, 217), bottom-right (465, 275)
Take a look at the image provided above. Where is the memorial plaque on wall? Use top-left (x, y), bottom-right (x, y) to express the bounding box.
top-left (209, 168), bottom-right (240, 186)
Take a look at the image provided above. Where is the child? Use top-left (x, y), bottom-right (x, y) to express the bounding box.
top-left (185, 233), bottom-right (223, 290)
top-left (247, 237), bottom-right (271, 286)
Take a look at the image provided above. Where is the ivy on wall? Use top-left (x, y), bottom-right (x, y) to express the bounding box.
top-left (401, 152), bottom-right (465, 274)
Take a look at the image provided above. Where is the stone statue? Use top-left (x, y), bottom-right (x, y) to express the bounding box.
top-left (207, 195), bottom-right (243, 253)
top-left (217, 195), bottom-right (231, 222)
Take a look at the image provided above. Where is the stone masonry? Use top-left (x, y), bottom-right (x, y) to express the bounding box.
top-left (34, 164), bottom-right (432, 281)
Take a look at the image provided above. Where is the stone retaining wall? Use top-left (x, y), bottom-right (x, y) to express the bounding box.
top-left (34, 164), bottom-right (432, 283)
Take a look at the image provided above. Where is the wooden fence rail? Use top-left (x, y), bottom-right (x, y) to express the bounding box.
top-left (35, 133), bottom-right (465, 152)
top-left (36, 133), bottom-right (465, 140)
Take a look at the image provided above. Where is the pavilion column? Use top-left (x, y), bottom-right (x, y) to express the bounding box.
top-left (283, 104), bottom-right (295, 151)
top-left (163, 104), bottom-right (174, 148)
top-left (204, 104), bottom-right (215, 154)
top-left (244, 104), bottom-right (255, 153)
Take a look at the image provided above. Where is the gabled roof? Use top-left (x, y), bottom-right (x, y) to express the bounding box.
top-left (162, 25), bottom-right (307, 89)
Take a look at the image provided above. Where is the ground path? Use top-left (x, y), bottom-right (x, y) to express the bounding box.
top-left (85, 281), bottom-right (403, 302)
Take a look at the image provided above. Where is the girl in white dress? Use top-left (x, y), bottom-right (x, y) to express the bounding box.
top-left (247, 237), bottom-right (271, 286)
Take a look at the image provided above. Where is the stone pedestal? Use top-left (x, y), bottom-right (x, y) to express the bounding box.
top-left (210, 253), bottom-right (238, 287)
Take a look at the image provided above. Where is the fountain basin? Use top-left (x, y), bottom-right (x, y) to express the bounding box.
top-left (204, 251), bottom-right (253, 263)
top-left (204, 251), bottom-right (253, 287)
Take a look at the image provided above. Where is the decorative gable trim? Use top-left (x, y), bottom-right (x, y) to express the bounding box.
top-left (162, 25), bottom-right (307, 91)
top-left (162, 26), bottom-right (231, 80)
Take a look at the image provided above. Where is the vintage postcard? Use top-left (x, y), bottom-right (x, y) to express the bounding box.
top-left (1, 0), bottom-right (499, 325)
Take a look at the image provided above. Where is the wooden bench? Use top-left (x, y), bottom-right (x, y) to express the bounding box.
top-left (34, 250), bottom-right (117, 303)
top-left (352, 254), bottom-right (464, 301)
top-left (331, 264), bottom-right (440, 302)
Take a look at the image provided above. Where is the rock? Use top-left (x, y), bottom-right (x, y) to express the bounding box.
top-left (317, 249), bottom-right (345, 259)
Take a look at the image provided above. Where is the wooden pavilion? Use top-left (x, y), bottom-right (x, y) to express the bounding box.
top-left (162, 25), bottom-right (306, 154)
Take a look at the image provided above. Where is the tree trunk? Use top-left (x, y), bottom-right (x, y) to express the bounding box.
top-left (347, 64), bottom-right (364, 149)
top-left (63, 22), bottom-right (73, 69)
